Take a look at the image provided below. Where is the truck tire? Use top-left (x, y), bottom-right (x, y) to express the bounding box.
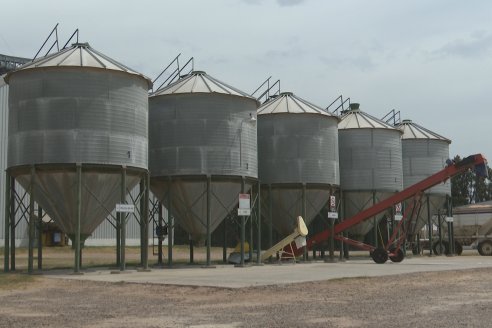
top-left (477, 240), bottom-right (492, 256)
top-left (433, 241), bottom-right (448, 255)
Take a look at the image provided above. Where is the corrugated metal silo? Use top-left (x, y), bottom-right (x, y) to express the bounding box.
top-left (397, 119), bottom-right (451, 239)
top-left (4, 43), bottom-right (152, 248)
top-left (338, 103), bottom-right (403, 240)
top-left (258, 92), bottom-right (340, 236)
top-left (1, 76), bottom-right (8, 245)
top-left (149, 71), bottom-right (259, 243)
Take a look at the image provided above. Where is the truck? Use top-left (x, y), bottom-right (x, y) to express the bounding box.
top-left (450, 201), bottom-right (492, 256)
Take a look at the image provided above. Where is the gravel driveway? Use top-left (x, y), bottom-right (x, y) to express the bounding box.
top-left (0, 267), bottom-right (490, 328)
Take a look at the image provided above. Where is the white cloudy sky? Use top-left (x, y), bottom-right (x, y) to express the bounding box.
top-left (1, 0), bottom-right (491, 161)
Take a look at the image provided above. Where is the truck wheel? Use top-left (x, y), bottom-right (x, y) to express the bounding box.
top-left (454, 241), bottom-right (463, 255)
top-left (433, 241), bottom-right (448, 255)
top-left (477, 240), bottom-right (492, 256)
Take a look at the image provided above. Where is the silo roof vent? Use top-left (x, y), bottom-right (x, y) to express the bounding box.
top-left (349, 103), bottom-right (360, 111)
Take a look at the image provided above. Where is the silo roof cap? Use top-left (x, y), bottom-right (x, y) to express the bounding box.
top-left (397, 119), bottom-right (451, 143)
top-left (339, 104), bottom-right (401, 131)
top-left (150, 70), bottom-right (259, 104)
top-left (257, 91), bottom-right (339, 119)
top-left (4, 42), bottom-right (153, 88)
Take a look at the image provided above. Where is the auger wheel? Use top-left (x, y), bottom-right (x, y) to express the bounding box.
top-left (370, 248), bottom-right (388, 264)
top-left (389, 248), bottom-right (405, 263)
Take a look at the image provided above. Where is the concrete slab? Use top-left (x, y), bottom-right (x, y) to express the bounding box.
top-left (44, 255), bottom-right (492, 288)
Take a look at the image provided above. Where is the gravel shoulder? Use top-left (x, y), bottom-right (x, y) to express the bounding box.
top-left (1, 267), bottom-right (491, 328)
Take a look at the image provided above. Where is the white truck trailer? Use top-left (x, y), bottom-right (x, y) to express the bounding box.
top-left (452, 201), bottom-right (492, 256)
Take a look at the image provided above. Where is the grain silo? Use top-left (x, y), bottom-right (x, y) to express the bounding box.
top-left (4, 43), bottom-right (152, 272)
top-left (397, 119), bottom-right (451, 252)
top-left (338, 103), bottom-right (403, 241)
top-left (149, 71), bottom-right (259, 262)
top-left (257, 92), bottom-right (340, 240)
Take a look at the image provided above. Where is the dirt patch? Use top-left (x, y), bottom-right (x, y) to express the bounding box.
top-left (0, 267), bottom-right (491, 327)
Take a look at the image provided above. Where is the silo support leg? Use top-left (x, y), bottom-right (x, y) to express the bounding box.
top-left (237, 177), bottom-right (246, 267)
top-left (189, 239), bottom-right (194, 264)
top-left (28, 166), bottom-right (35, 274)
top-left (373, 192), bottom-right (377, 248)
top-left (139, 173), bottom-right (149, 270)
top-left (144, 173), bottom-right (150, 269)
top-left (205, 176), bottom-right (212, 267)
top-left (139, 179), bottom-right (145, 266)
top-left (167, 178), bottom-right (173, 267)
top-left (427, 195), bottom-right (433, 256)
top-left (256, 181), bottom-right (262, 265)
top-left (120, 168), bottom-right (127, 271)
top-left (302, 184), bottom-right (307, 261)
top-left (447, 195), bottom-right (454, 256)
top-left (116, 216), bottom-right (121, 267)
top-left (268, 184), bottom-right (273, 250)
top-left (4, 172), bottom-right (10, 272)
top-left (10, 176), bottom-right (16, 271)
top-left (157, 201), bottom-right (164, 265)
top-left (37, 205), bottom-right (43, 270)
top-left (326, 188), bottom-right (336, 263)
top-left (74, 164), bottom-right (82, 274)
top-left (222, 218), bottom-right (227, 263)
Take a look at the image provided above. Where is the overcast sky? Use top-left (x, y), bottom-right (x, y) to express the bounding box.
top-left (1, 0), bottom-right (491, 161)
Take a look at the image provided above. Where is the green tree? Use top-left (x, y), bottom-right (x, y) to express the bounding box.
top-left (451, 155), bottom-right (492, 206)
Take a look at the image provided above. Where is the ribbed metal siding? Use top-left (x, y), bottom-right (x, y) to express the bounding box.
top-left (339, 129), bottom-right (403, 191)
top-left (0, 84), bottom-right (8, 243)
top-left (402, 139), bottom-right (450, 194)
top-left (7, 69), bottom-right (148, 169)
top-left (149, 93), bottom-right (258, 178)
top-left (87, 189), bottom-right (162, 246)
top-left (258, 113), bottom-right (339, 185)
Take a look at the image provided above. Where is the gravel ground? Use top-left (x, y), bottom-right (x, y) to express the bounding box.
top-left (0, 267), bottom-right (490, 328)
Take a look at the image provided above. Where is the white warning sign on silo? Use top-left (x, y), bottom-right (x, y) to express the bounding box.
top-left (116, 204), bottom-right (135, 213)
top-left (238, 193), bottom-right (251, 216)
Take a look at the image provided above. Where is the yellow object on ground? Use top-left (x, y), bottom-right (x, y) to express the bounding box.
top-left (234, 241), bottom-right (250, 253)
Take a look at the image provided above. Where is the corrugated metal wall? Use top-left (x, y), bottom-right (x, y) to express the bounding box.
top-left (1, 83), bottom-right (8, 246)
top-left (86, 189), bottom-right (167, 246)
top-left (1, 83), bottom-right (30, 246)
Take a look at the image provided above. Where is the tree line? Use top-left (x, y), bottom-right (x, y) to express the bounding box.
top-left (451, 155), bottom-right (492, 206)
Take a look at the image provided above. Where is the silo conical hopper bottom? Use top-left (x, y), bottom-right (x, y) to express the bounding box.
top-left (14, 167), bottom-right (141, 245)
top-left (344, 191), bottom-right (394, 240)
top-left (262, 187), bottom-right (331, 237)
top-left (151, 177), bottom-right (254, 244)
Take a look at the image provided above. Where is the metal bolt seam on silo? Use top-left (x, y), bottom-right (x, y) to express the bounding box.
top-left (338, 103), bottom-right (403, 242)
top-left (148, 71), bottom-right (259, 248)
top-left (396, 119), bottom-right (451, 248)
top-left (257, 92), bottom-right (340, 239)
top-left (4, 43), bottom-right (153, 272)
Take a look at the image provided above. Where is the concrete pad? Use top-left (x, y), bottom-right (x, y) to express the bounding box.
top-left (44, 255), bottom-right (492, 288)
